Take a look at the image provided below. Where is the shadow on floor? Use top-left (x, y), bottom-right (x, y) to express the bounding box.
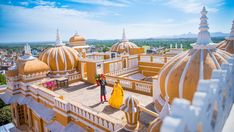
top-left (101, 105), bottom-right (119, 115)
top-left (140, 102), bottom-right (157, 126)
top-left (89, 102), bottom-right (102, 108)
top-left (86, 85), bottom-right (98, 90)
top-left (61, 83), bottom-right (92, 93)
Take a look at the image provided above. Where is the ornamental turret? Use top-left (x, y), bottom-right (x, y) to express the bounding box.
top-left (154, 7), bottom-right (232, 113)
top-left (217, 20), bottom-right (234, 54)
top-left (196, 7), bottom-right (212, 45)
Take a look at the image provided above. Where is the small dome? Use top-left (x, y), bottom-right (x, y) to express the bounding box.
top-left (18, 58), bottom-right (50, 75)
top-left (39, 45), bottom-right (79, 73)
top-left (110, 28), bottom-right (138, 54)
top-left (69, 33), bottom-right (86, 46)
top-left (217, 20), bottom-right (234, 54)
top-left (110, 41), bottom-right (138, 53)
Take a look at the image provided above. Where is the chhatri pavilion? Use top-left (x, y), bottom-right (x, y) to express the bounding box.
top-left (0, 6), bottom-right (234, 132)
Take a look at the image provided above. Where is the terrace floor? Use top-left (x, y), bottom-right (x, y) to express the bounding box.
top-left (55, 81), bottom-right (155, 126)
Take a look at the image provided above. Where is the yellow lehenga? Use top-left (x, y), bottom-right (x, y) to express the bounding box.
top-left (108, 83), bottom-right (124, 109)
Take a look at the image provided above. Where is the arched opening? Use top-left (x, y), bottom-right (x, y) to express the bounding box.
top-left (123, 58), bottom-right (128, 69)
top-left (210, 101), bottom-right (218, 129)
top-left (222, 90), bottom-right (227, 110)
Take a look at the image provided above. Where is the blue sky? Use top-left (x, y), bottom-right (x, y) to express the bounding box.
top-left (0, 0), bottom-right (234, 42)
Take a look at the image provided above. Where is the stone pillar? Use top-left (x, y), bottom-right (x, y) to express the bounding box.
top-left (121, 96), bottom-right (140, 131)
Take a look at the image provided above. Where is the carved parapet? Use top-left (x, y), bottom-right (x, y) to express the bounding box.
top-left (121, 96), bottom-right (140, 131)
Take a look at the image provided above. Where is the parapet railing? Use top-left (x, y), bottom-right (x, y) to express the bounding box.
top-left (139, 54), bottom-right (174, 64)
top-left (161, 58), bottom-right (234, 132)
top-left (28, 82), bottom-right (123, 131)
top-left (105, 74), bottom-right (153, 96)
top-left (107, 67), bottom-right (139, 76)
top-left (54, 97), bottom-right (123, 131)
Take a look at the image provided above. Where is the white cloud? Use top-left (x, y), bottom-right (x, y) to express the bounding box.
top-left (0, 2), bottom-right (228, 42)
top-left (19, 2), bottom-right (29, 6)
top-left (68, 0), bottom-right (129, 7)
top-left (155, 0), bottom-right (225, 13)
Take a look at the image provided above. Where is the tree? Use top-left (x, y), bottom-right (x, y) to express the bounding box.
top-left (0, 105), bottom-right (12, 125)
top-left (0, 74), bottom-right (6, 85)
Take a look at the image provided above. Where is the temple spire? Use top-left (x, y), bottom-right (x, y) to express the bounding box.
top-left (24, 43), bottom-right (31, 55)
top-left (122, 28), bottom-right (128, 42)
top-left (55, 29), bottom-right (63, 46)
top-left (196, 6), bottom-right (212, 45)
top-left (75, 31), bottom-right (78, 36)
top-left (228, 20), bottom-right (234, 40)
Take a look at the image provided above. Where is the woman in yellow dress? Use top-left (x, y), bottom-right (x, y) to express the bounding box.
top-left (109, 80), bottom-right (124, 109)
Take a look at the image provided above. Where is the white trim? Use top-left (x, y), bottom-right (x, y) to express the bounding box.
top-left (47, 48), bottom-right (52, 68)
top-left (178, 50), bottom-right (199, 98)
top-left (53, 108), bottom-right (69, 117)
top-left (199, 49), bottom-right (204, 80)
top-left (56, 48), bottom-right (59, 71)
top-left (165, 52), bottom-right (189, 97)
top-left (157, 51), bottom-right (188, 97)
top-left (207, 49), bottom-right (221, 69)
top-left (215, 51), bottom-right (228, 64)
top-left (61, 48), bottom-right (67, 71)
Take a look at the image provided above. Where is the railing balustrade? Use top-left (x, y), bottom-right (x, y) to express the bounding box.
top-left (106, 74), bottom-right (153, 96)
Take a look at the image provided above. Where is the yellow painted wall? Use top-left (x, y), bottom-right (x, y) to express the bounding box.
top-left (55, 111), bottom-right (70, 126)
top-left (104, 55), bottom-right (110, 60)
top-left (71, 119), bottom-right (94, 132)
top-left (130, 47), bottom-right (145, 55)
top-left (138, 62), bottom-right (164, 76)
top-left (32, 112), bottom-right (43, 132)
top-left (104, 63), bottom-right (110, 74)
top-left (86, 62), bottom-right (97, 84)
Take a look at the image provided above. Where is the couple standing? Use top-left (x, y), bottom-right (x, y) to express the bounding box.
top-left (100, 79), bottom-right (124, 109)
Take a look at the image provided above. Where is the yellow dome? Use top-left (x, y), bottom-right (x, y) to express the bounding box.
top-left (217, 40), bottom-right (234, 54)
top-left (110, 41), bottom-right (138, 53)
top-left (69, 33), bottom-right (86, 46)
top-left (158, 48), bottom-right (231, 103)
top-left (39, 46), bottom-right (79, 74)
top-left (110, 28), bottom-right (138, 54)
top-left (18, 58), bottom-right (50, 75)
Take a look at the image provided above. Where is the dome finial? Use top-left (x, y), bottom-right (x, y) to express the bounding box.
top-left (122, 28), bottom-right (128, 42)
top-left (55, 28), bottom-right (63, 46)
top-left (196, 6), bottom-right (212, 45)
top-left (75, 31), bottom-right (78, 35)
top-left (228, 20), bottom-right (234, 39)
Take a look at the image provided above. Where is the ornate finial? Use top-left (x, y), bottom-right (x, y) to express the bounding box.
top-left (196, 6), bottom-right (212, 45)
top-left (228, 20), bottom-right (234, 40)
top-left (24, 43), bottom-right (31, 55)
top-left (75, 31), bottom-right (78, 36)
top-left (121, 96), bottom-right (140, 131)
top-left (180, 44), bottom-right (183, 49)
top-left (55, 29), bottom-right (63, 46)
top-left (175, 43), bottom-right (178, 49)
top-left (122, 28), bottom-right (128, 42)
top-left (170, 44), bottom-right (172, 49)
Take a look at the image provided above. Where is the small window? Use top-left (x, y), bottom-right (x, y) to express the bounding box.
top-left (97, 64), bottom-right (101, 69)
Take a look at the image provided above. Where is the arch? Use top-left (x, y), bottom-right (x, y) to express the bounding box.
top-left (222, 89), bottom-right (227, 110)
top-left (210, 101), bottom-right (218, 130)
